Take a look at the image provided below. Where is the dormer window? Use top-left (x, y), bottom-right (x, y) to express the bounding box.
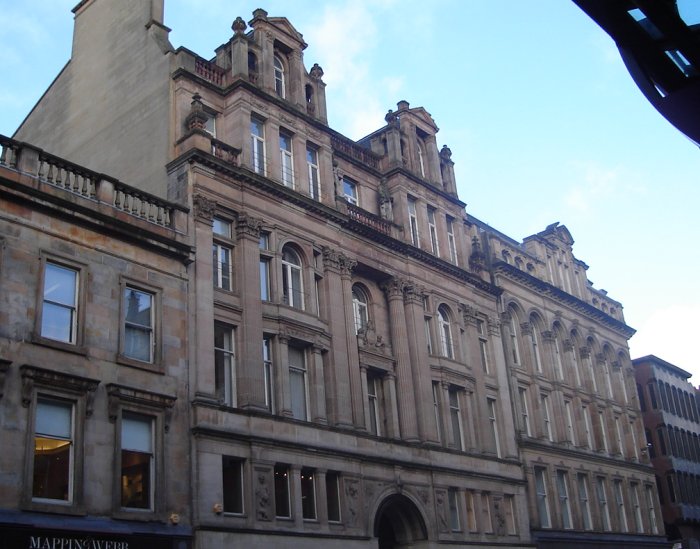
top-left (274, 55), bottom-right (285, 98)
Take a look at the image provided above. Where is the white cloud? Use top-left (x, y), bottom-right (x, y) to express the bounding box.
top-left (629, 303), bottom-right (700, 384)
top-left (564, 161), bottom-right (647, 213)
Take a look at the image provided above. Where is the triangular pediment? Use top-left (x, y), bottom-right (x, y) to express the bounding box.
top-left (406, 106), bottom-right (439, 133)
top-left (267, 17), bottom-right (307, 49)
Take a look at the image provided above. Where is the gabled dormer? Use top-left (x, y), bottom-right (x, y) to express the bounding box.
top-left (214, 9), bottom-right (327, 123)
top-left (360, 100), bottom-right (457, 196)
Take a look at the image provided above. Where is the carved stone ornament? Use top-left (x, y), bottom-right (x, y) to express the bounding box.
top-left (232, 16), bottom-right (247, 34)
top-left (357, 320), bottom-right (386, 350)
top-left (563, 338), bottom-right (574, 352)
top-left (519, 322), bottom-right (532, 336)
top-left (469, 236), bottom-right (486, 273)
top-left (378, 178), bottom-right (394, 222)
top-left (435, 489), bottom-right (449, 533)
top-left (236, 213), bottom-right (263, 239)
top-left (345, 478), bottom-right (360, 527)
top-left (309, 63), bottom-right (324, 80)
top-left (461, 304), bottom-right (478, 324)
top-left (381, 277), bottom-right (405, 299)
top-left (322, 246), bottom-right (356, 275)
top-left (184, 93), bottom-right (208, 132)
top-left (21, 365), bottom-right (100, 415)
top-left (542, 330), bottom-right (555, 342)
top-left (487, 316), bottom-right (501, 335)
top-left (402, 282), bottom-right (424, 305)
top-left (193, 193), bottom-right (217, 221)
top-left (579, 346), bottom-right (591, 359)
top-left (439, 144), bottom-right (452, 162)
top-left (384, 109), bottom-right (399, 128)
top-left (254, 467), bottom-right (272, 521)
top-left (106, 383), bottom-right (176, 431)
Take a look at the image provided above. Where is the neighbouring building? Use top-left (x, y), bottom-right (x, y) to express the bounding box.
top-left (634, 354), bottom-right (700, 548)
top-left (0, 1), bottom-right (667, 548)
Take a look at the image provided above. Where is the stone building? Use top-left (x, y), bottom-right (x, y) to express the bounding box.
top-left (2, 1), bottom-right (667, 548)
top-left (0, 138), bottom-right (192, 547)
top-left (634, 354), bottom-right (700, 548)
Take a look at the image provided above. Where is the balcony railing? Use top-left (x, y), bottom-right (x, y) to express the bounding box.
top-left (0, 135), bottom-right (183, 230)
top-left (331, 135), bottom-right (379, 169)
top-left (347, 203), bottom-right (391, 235)
top-left (194, 57), bottom-right (227, 87)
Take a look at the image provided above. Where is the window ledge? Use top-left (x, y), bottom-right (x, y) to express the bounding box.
top-left (112, 509), bottom-right (162, 522)
top-left (23, 500), bottom-right (87, 516)
top-left (116, 354), bottom-right (164, 375)
top-left (31, 333), bottom-right (87, 356)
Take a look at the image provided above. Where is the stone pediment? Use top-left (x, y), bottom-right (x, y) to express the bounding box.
top-left (267, 17), bottom-right (308, 49)
top-left (406, 106), bottom-right (439, 133)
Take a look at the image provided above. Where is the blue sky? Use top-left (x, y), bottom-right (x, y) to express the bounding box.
top-left (2, 0), bottom-right (699, 380)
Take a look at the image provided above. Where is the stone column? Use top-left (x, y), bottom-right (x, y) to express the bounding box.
top-left (236, 214), bottom-right (267, 411)
top-left (385, 371), bottom-right (400, 439)
top-left (381, 278), bottom-right (419, 442)
top-left (290, 465), bottom-right (302, 524)
top-left (321, 247), bottom-right (356, 428)
top-left (315, 469), bottom-right (329, 523)
top-left (440, 381), bottom-right (453, 448)
top-left (231, 18), bottom-right (249, 78)
top-left (425, 134), bottom-right (441, 185)
top-left (309, 344), bottom-right (327, 424)
top-left (192, 194), bottom-right (217, 400)
top-left (439, 145), bottom-right (457, 195)
top-left (260, 30), bottom-right (274, 93)
top-left (403, 283), bottom-right (439, 443)
top-left (289, 49), bottom-right (304, 108)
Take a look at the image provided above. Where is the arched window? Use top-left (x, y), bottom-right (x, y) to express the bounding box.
top-left (281, 246), bottom-right (303, 309)
top-left (529, 315), bottom-right (543, 373)
top-left (416, 140), bottom-right (426, 177)
top-left (352, 285), bottom-right (369, 334)
top-left (438, 305), bottom-right (454, 359)
top-left (274, 55), bottom-right (285, 98)
top-left (508, 307), bottom-right (522, 365)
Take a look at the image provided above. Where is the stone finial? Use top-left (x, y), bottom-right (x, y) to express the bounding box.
top-left (397, 100), bottom-right (410, 111)
top-left (232, 16), bottom-right (247, 34)
top-left (252, 8), bottom-right (268, 21)
top-left (439, 144), bottom-right (453, 161)
top-left (184, 93), bottom-right (208, 132)
top-left (385, 109), bottom-right (399, 128)
top-left (309, 63), bottom-right (324, 80)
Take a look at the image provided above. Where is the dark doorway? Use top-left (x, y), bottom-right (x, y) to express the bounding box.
top-left (374, 493), bottom-right (428, 549)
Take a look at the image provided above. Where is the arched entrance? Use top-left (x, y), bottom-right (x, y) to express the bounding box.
top-left (373, 494), bottom-right (428, 549)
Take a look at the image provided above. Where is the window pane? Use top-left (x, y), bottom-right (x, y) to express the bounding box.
top-left (290, 369), bottom-right (307, 420)
top-left (274, 465), bottom-right (290, 517)
top-left (222, 456), bottom-right (244, 514)
top-left (213, 217), bottom-right (231, 237)
top-left (44, 263), bottom-right (77, 305)
top-left (301, 468), bottom-right (316, 519)
top-left (122, 414), bottom-right (152, 452)
top-left (125, 325), bottom-right (152, 362)
top-left (42, 263), bottom-right (77, 342)
top-left (121, 414), bottom-right (152, 509)
top-left (33, 399), bottom-right (72, 501)
top-left (327, 472), bottom-right (341, 521)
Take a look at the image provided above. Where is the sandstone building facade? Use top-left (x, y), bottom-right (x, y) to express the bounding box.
top-left (0, 1), bottom-right (667, 548)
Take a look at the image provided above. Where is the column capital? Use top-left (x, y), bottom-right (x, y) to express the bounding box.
top-left (381, 277), bottom-right (406, 299)
top-left (236, 212), bottom-right (263, 240)
top-left (322, 246), bottom-right (356, 276)
top-left (193, 193), bottom-right (216, 222)
top-left (519, 322), bottom-right (532, 336)
top-left (403, 281), bottom-right (424, 306)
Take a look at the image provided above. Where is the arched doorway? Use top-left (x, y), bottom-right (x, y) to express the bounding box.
top-left (373, 494), bottom-right (428, 549)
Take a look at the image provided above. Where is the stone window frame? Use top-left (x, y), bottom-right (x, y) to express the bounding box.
top-left (214, 320), bottom-right (237, 406)
top-left (212, 216), bottom-right (235, 293)
top-left (117, 276), bottom-right (163, 373)
top-left (107, 383), bottom-right (175, 521)
top-left (33, 252), bottom-right (89, 355)
top-left (222, 455), bottom-right (246, 515)
top-left (342, 176), bottom-right (359, 206)
top-left (20, 365), bottom-right (99, 515)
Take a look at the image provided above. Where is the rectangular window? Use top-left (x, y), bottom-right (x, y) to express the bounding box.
top-left (564, 400), bottom-right (575, 445)
top-left (596, 477), bottom-right (611, 531)
top-left (534, 467), bottom-right (551, 528)
top-left (613, 479), bottom-right (628, 532)
top-left (222, 456), bottom-right (244, 514)
top-left (214, 322), bottom-right (236, 405)
top-left (263, 337), bottom-right (273, 412)
top-left (481, 493), bottom-right (493, 533)
top-left (251, 116), bottom-right (266, 175)
top-left (448, 488), bottom-right (460, 531)
top-left (289, 346), bottom-right (308, 421)
top-left (583, 405), bottom-right (593, 449)
top-left (213, 217), bottom-right (233, 291)
top-left (427, 206), bottom-right (439, 256)
top-left (33, 398), bottom-right (73, 502)
top-left (279, 131), bottom-right (294, 188)
top-left (556, 471), bottom-right (572, 529)
top-left (615, 416), bottom-right (625, 456)
top-left (519, 387), bottom-right (532, 436)
top-left (465, 491), bottom-right (477, 532)
top-left (274, 464), bottom-right (290, 518)
top-left (504, 495), bottom-right (517, 534)
top-left (367, 371), bottom-right (382, 436)
top-left (577, 473), bottom-right (592, 530)
top-left (259, 258), bottom-right (270, 300)
top-left (326, 472), bottom-right (341, 522)
top-left (301, 468), bottom-right (316, 520)
top-left (645, 485), bottom-right (659, 534)
top-left (424, 317), bottom-right (433, 354)
top-left (41, 262), bottom-right (78, 344)
top-left (541, 394), bottom-right (553, 441)
top-left (477, 319), bottom-right (490, 374)
top-left (630, 483), bottom-right (643, 533)
top-left (432, 381), bottom-right (443, 443)
top-left (407, 196), bottom-right (419, 246)
top-left (449, 387), bottom-right (463, 450)
top-left (121, 413), bottom-right (153, 510)
top-left (343, 177), bottom-right (358, 206)
top-left (306, 145), bottom-right (320, 200)
top-left (599, 411), bottom-right (609, 452)
top-left (123, 286), bottom-right (154, 363)
top-left (487, 397), bottom-right (501, 457)
top-left (446, 216), bottom-right (457, 264)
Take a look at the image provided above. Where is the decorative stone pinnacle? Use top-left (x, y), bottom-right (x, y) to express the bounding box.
top-left (440, 145), bottom-right (452, 160)
top-left (232, 16), bottom-right (247, 34)
top-left (185, 93), bottom-right (208, 131)
top-left (309, 63), bottom-right (324, 80)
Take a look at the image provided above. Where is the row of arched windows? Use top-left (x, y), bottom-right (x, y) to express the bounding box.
top-left (506, 303), bottom-right (630, 404)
